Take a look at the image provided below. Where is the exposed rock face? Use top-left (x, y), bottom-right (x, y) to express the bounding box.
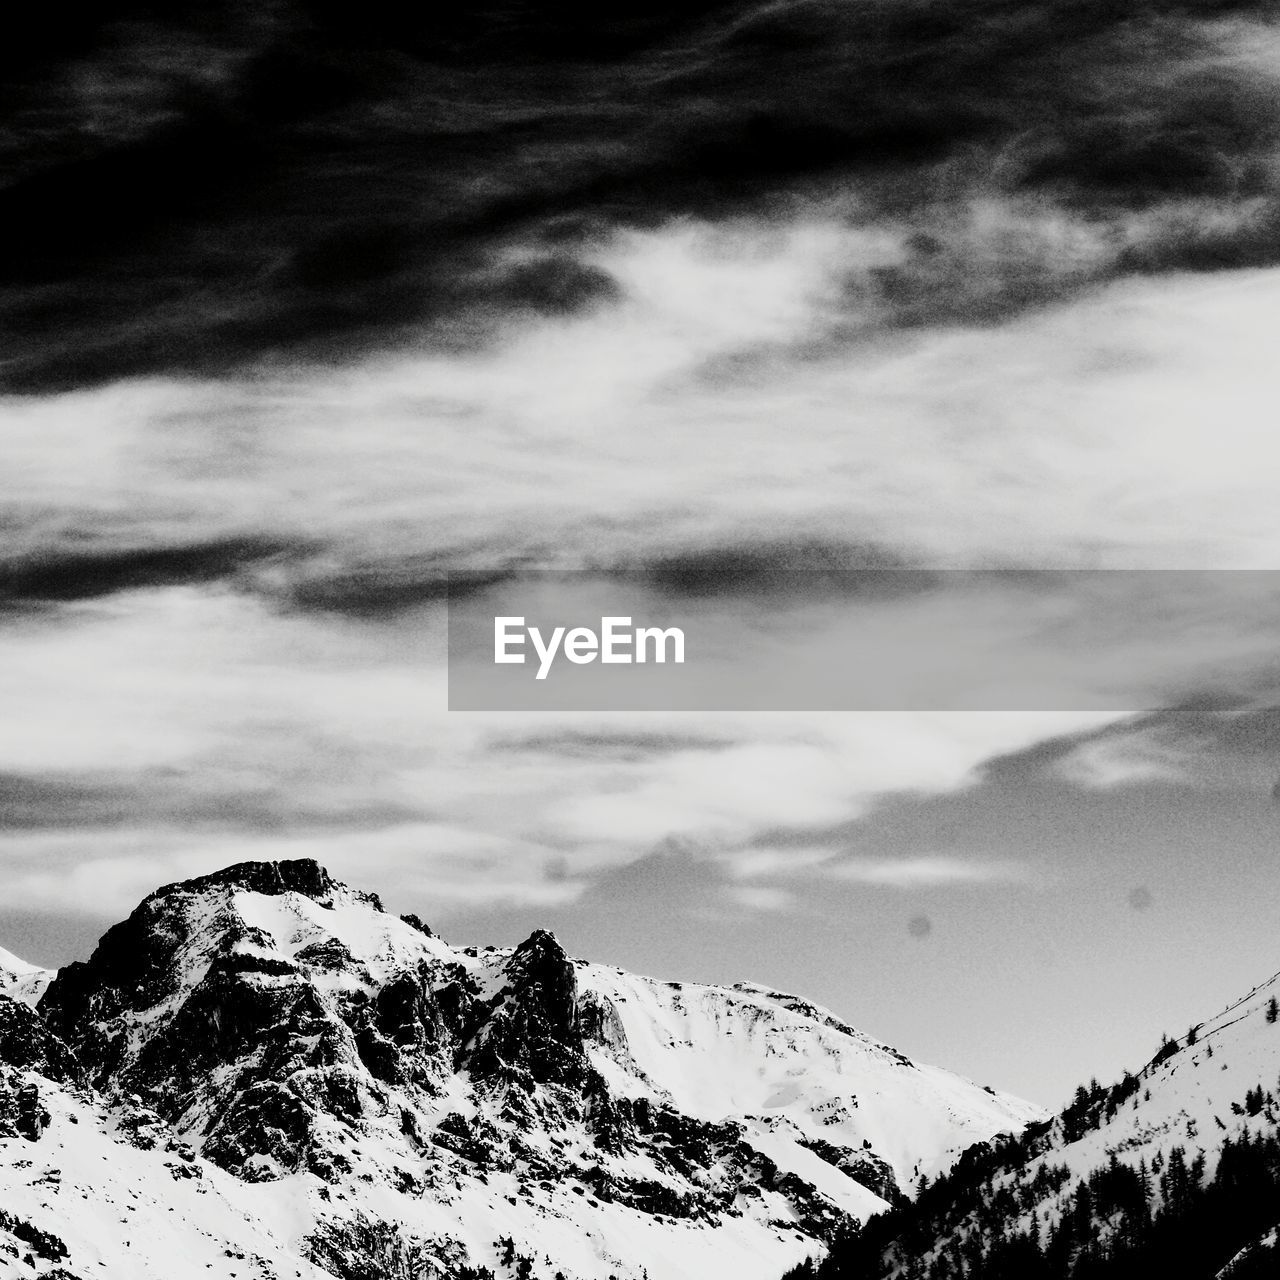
top-left (0, 1208), bottom-right (69, 1267)
top-left (0, 995), bottom-right (83, 1142)
top-left (5, 859), bottom-right (1041, 1280)
top-left (0, 996), bottom-right (81, 1086)
top-left (0, 1076), bottom-right (50, 1143)
top-left (465, 930), bottom-right (591, 1089)
top-left (41, 860), bottom-right (436, 1180)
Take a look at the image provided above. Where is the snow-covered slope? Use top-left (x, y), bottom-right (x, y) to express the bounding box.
top-left (0, 946), bottom-right (52, 1008)
top-left (818, 966), bottom-right (1280, 1279)
top-left (576, 970), bottom-right (1041, 1189)
top-left (0, 1059), bottom-right (335, 1280)
top-left (0, 859), bottom-right (1042, 1280)
top-left (1031, 970), bottom-right (1280, 1188)
top-left (0, 1048), bottom-right (824, 1280)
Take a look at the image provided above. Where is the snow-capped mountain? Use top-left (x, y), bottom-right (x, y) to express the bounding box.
top-left (801, 967), bottom-right (1280, 1280)
top-left (0, 946), bottom-right (51, 1008)
top-left (0, 859), bottom-right (1040, 1280)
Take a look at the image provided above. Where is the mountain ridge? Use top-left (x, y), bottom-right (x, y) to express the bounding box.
top-left (791, 960), bottom-right (1280, 1280)
top-left (0, 857), bottom-right (1041, 1280)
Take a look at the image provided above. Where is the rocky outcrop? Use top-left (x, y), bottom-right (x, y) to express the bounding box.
top-left (466, 930), bottom-right (591, 1089)
top-left (0, 995), bottom-right (82, 1086)
top-left (799, 1134), bottom-right (904, 1205)
top-left (0, 1209), bottom-right (69, 1267)
top-left (0, 995), bottom-right (83, 1142)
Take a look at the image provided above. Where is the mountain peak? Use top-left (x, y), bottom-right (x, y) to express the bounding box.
top-left (17, 864), bottom-right (1044, 1279)
top-left (148, 857), bottom-right (384, 913)
top-left (512, 926), bottom-right (566, 958)
top-left (466, 926), bottom-right (587, 1089)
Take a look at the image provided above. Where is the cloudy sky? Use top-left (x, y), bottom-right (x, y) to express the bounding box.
top-left (4, 0), bottom-right (1280, 1107)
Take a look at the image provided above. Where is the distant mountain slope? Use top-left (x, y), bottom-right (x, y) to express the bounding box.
top-left (0, 859), bottom-right (1039, 1280)
top-left (0, 946), bottom-right (52, 1008)
top-left (795, 967), bottom-right (1280, 1280)
top-left (1217, 1226), bottom-right (1280, 1279)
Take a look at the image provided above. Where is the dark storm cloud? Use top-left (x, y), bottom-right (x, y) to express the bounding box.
top-left (0, 537), bottom-right (295, 605)
top-left (0, 767), bottom-right (424, 835)
top-left (0, 539), bottom-right (520, 616)
top-left (3, 0), bottom-right (1279, 389)
top-left (0, 772), bottom-right (137, 830)
top-left (281, 560), bottom-right (518, 617)
top-left (489, 730), bottom-right (737, 761)
top-left (636, 541), bottom-right (924, 599)
top-left (290, 544), bottom-right (941, 629)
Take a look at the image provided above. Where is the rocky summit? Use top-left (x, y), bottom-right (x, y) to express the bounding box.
top-left (0, 859), bottom-right (1042, 1280)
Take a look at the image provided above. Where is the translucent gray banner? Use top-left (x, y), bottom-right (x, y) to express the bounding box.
top-left (447, 571), bottom-right (1280, 711)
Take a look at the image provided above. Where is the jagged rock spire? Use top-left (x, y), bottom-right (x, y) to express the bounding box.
top-left (467, 929), bottom-right (591, 1088)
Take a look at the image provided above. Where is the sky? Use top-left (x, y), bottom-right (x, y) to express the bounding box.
top-left (6, 288), bottom-right (1280, 1103)
top-left (4, 0), bottom-right (1280, 1110)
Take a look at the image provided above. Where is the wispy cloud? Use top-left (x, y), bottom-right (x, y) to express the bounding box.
top-left (1056, 735), bottom-right (1197, 791)
top-left (725, 885), bottom-right (796, 912)
top-left (11, 565), bottom-right (1280, 924)
top-left (0, 583), bottom-right (1124, 917)
top-left (825, 855), bottom-right (1036, 889)
top-left (0, 824), bottom-right (587, 919)
top-left (8, 261), bottom-right (1280, 592)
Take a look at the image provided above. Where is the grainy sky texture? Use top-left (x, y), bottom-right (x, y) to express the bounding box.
top-left (4, 0), bottom-right (1280, 1106)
